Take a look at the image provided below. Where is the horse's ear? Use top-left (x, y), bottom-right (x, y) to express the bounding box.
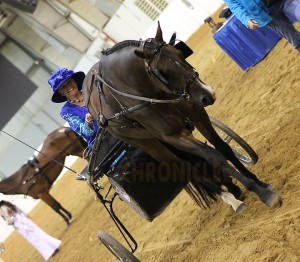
top-left (169, 32), bottom-right (176, 46)
top-left (155, 21), bottom-right (163, 42)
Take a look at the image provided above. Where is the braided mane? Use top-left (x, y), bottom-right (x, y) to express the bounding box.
top-left (102, 40), bottom-right (140, 56)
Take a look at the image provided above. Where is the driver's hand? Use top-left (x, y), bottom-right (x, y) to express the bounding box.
top-left (85, 113), bottom-right (93, 126)
top-left (248, 19), bottom-right (259, 30)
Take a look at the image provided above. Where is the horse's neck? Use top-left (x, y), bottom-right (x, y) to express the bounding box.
top-left (102, 48), bottom-right (157, 92)
top-left (61, 131), bottom-right (85, 157)
top-left (41, 130), bottom-right (84, 161)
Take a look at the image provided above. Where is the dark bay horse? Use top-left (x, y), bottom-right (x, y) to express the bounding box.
top-left (83, 22), bottom-right (281, 209)
top-left (0, 127), bottom-right (86, 225)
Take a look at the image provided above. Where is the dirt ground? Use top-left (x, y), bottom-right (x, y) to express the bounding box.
top-left (1, 10), bottom-right (300, 262)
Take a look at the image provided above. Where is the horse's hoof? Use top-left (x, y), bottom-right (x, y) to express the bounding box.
top-left (235, 203), bottom-right (247, 214)
top-left (265, 192), bottom-right (282, 208)
top-left (68, 218), bottom-right (75, 226)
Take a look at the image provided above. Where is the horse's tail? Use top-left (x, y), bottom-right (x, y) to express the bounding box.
top-left (184, 159), bottom-right (225, 208)
top-left (160, 141), bottom-right (220, 208)
top-left (185, 179), bottom-right (218, 209)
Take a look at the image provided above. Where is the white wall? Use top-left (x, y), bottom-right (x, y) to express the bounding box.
top-left (142, 0), bottom-right (223, 41)
top-left (103, 0), bottom-right (154, 42)
top-left (103, 0), bottom-right (223, 43)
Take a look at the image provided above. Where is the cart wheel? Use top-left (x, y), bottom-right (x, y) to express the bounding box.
top-left (98, 231), bottom-right (141, 262)
top-left (209, 117), bottom-right (258, 165)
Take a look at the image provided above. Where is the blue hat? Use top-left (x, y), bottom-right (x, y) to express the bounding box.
top-left (48, 67), bottom-right (85, 103)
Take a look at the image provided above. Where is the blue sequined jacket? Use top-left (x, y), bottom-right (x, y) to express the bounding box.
top-left (60, 103), bottom-right (99, 148)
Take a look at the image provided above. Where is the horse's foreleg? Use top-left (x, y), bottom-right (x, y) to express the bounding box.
top-left (186, 105), bottom-right (270, 188)
top-left (223, 164), bottom-right (281, 208)
top-left (39, 193), bottom-right (72, 226)
top-left (160, 134), bottom-right (281, 208)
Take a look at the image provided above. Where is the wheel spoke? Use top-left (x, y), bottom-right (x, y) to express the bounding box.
top-left (209, 116), bottom-right (258, 165)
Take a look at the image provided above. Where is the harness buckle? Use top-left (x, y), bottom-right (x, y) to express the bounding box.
top-left (182, 93), bottom-right (190, 101)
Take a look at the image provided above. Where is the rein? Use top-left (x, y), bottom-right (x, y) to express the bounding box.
top-left (93, 72), bottom-right (187, 122)
top-left (94, 73), bottom-right (185, 104)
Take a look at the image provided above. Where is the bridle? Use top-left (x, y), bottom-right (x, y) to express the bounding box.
top-left (141, 38), bottom-right (199, 96)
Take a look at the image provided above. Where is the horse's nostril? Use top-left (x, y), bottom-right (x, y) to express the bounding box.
top-left (202, 96), bottom-right (215, 106)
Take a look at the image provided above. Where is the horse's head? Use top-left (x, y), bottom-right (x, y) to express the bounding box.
top-left (134, 22), bottom-right (216, 107)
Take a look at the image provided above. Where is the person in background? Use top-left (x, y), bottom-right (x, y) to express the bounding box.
top-left (223, 0), bottom-right (300, 52)
top-left (0, 197), bottom-right (61, 261)
top-left (48, 67), bottom-right (99, 150)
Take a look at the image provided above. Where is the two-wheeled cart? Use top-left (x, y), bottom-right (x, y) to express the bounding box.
top-left (85, 117), bottom-right (258, 262)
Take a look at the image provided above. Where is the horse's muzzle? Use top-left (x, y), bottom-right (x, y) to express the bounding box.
top-left (201, 83), bottom-right (216, 106)
top-left (190, 82), bottom-right (216, 107)
top-left (201, 94), bottom-right (216, 107)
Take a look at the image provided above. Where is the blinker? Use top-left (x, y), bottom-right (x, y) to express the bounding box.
top-left (174, 41), bottom-right (193, 58)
